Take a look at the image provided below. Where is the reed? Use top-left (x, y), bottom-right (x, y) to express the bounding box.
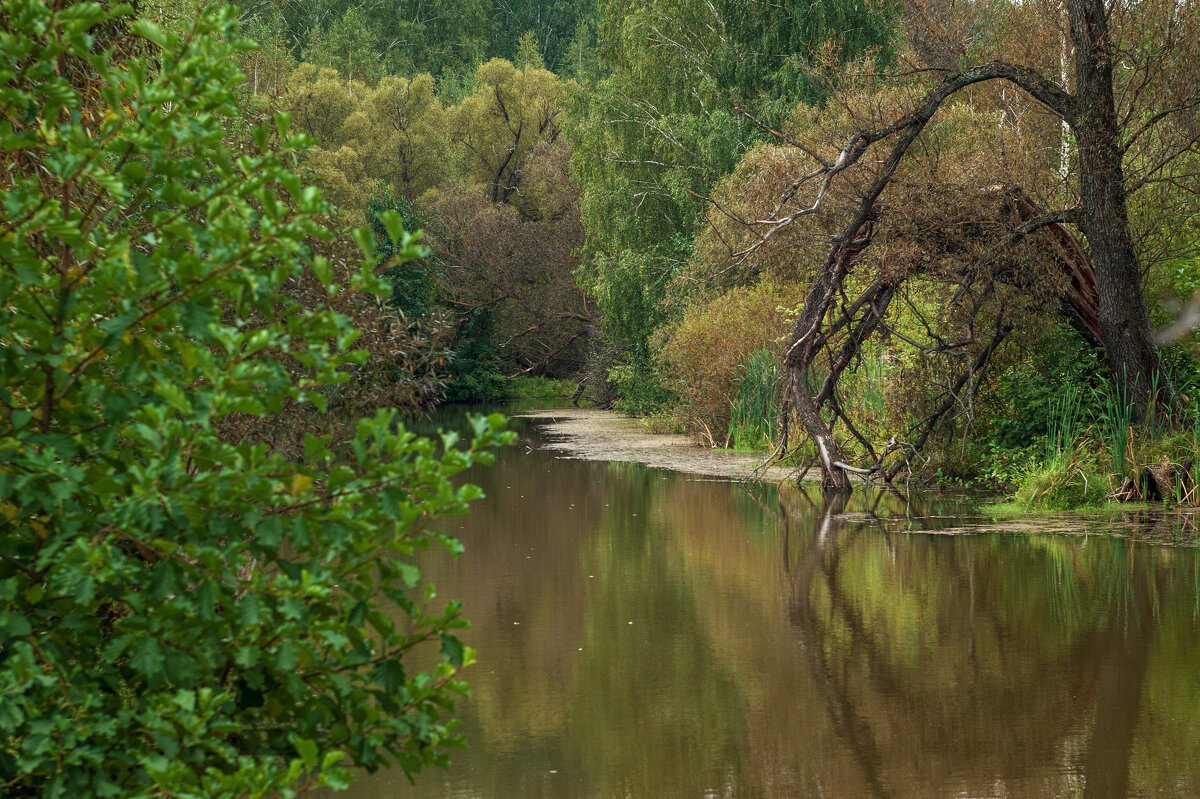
top-left (728, 349), bottom-right (780, 451)
top-left (1098, 369), bottom-right (1135, 480)
top-left (1046, 382), bottom-right (1084, 459)
top-left (1175, 400), bottom-right (1200, 506)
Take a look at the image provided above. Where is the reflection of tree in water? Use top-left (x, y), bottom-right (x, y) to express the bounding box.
top-left (562, 464), bottom-right (751, 798)
top-left (781, 489), bottom-right (1159, 798)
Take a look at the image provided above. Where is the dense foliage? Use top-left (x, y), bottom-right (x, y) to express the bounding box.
top-left (6, 0), bottom-right (1200, 795)
top-left (257, 53), bottom-right (589, 394)
top-left (241, 0), bottom-right (597, 78)
top-left (566, 0), bottom-right (898, 409)
top-left (0, 3), bottom-right (510, 795)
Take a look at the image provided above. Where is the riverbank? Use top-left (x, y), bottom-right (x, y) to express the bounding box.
top-left (517, 408), bottom-right (797, 482)
top-left (515, 408), bottom-right (1200, 542)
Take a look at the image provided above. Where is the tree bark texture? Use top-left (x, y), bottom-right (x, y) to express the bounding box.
top-left (1067, 0), bottom-right (1177, 421)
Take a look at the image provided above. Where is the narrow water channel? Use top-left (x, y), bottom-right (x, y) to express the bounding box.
top-left (341, 409), bottom-right (1200, 798)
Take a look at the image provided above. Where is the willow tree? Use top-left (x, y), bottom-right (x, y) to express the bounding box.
top-left (566, 0), bottom-right (898, 409)
top-left (451, 58), bottom-right (566, 204)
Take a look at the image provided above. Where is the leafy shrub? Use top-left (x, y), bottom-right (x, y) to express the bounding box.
top-left (985, 326), bottom-right (1106, 451)
top-left (443, 308), bottom-right (508, 402)
top-left (0, 4), bottom-right (510, 796)
top-left (660, 283), bottom-right (794, 444)
top-left (369, 192), bottom-right (437, 319)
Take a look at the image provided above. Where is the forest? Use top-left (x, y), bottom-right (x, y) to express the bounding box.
top-left (3, 0), bottom-right (1200, 795)
top-left (230, 0), bottom-right (1200, 504)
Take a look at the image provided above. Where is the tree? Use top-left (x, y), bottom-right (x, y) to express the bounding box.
top-left (488, 0), bottom-right (598, 72)
top-left (238, 4), bottom-right (295, 98)
top-left (451, 58), bottom-right (565, 204)
top-left (514, 29), bottom-right (546, 69)
top-left (747, 0), bottom-right (1200, 490)
top-left (302, 7), bottom-right (385, 85)
top-left (367, 73), bottom-right (450, 202)
top-left (426, 154), bottom-right (595, 379)
top-left (277, 67), bottom-right (452, 215)
top-left (567, 0), bottom-right (897, 408)
top-left (0, 3), bottom-right (509, 796)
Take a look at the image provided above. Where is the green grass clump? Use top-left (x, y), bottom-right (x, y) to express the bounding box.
top-left (1013, 457), bottom-right (1109, 510)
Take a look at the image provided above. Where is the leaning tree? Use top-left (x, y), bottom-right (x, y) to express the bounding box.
top-left (729, 0), bottom-right (1200, 490)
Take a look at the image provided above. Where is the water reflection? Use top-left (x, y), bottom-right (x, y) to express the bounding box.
top-left (334, 414), bottom-right (1200, 799)
top-left (779, 489), bottom-right (1175, 798)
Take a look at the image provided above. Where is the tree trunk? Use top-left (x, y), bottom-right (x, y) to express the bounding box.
top-left (788, 369), bottom-right (854, 492)
top-left (784, 218), bottom-right (879, 494)
top-left (1068, 0), bottom-right (1179, 421)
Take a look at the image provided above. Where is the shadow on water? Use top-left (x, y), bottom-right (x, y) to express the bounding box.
top-left (329, 405), bottom-right (1200, 799)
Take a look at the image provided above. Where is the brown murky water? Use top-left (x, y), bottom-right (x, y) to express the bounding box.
top-left (341, 409), bottom-right (1200, 799)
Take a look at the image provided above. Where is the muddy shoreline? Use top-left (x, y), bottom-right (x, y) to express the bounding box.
top-left (517, 408), bottom-right (798, 482)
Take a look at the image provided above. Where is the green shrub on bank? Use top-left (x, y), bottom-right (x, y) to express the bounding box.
top-left (444, 308), bottom-right (507, 402)
top-left (0, 4), bottom-right (510, 796)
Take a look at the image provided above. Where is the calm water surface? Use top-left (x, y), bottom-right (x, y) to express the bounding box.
top-left (343, 410), bottom-right (1200, 798)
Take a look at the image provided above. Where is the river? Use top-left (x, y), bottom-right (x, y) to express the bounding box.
top-left (339, 407), bottom-right (1200, 798)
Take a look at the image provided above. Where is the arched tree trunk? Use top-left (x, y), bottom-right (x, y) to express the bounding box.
top-left (772, 0), bottom-right (1185, 489)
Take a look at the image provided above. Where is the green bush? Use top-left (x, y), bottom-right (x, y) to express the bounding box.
top-left (443, 307), bottom-right (507, 402)
top-left (0, 3), bottom-right (509, 796)
top-left (368, 192), bottom-right (436, 319)
top-left (985, 326), bottom-right (1105, 451)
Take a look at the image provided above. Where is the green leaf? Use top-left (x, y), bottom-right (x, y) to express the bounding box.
top-left (130, 18), bottom-right (167, 47)
top-left (439, 634), bottom-right (466, 667)
top-left (371, 658), bottom-right (406, 694)
top-left (0, 610), bottom-right (31, 640)
top-left (129, 638), bottom-right (165, 679)
top-left (291, 736), bottom-right (318, 770)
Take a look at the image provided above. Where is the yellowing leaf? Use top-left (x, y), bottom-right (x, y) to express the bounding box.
top-left (290, 474), bottom-right (313, 496)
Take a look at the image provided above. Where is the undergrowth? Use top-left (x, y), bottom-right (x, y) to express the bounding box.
top-left (1008, 377), bottom-right (1200, 510)
top-left (504, 376), bottom-right (576, 399)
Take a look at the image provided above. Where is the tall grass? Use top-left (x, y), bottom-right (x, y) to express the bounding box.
top-left (1092, 368), bottom-right (1200, 505)
top-left (1189, 403), bottom-right (1200, 505)
top-left (728, 349), bottom-right (779, 451)
top-left (1013, 381), bottom-right (1105, 510)
top-left (1047, 382), bottom-right (1084, 459)
top-left (1098, 370), bottom-right (1136, 479)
